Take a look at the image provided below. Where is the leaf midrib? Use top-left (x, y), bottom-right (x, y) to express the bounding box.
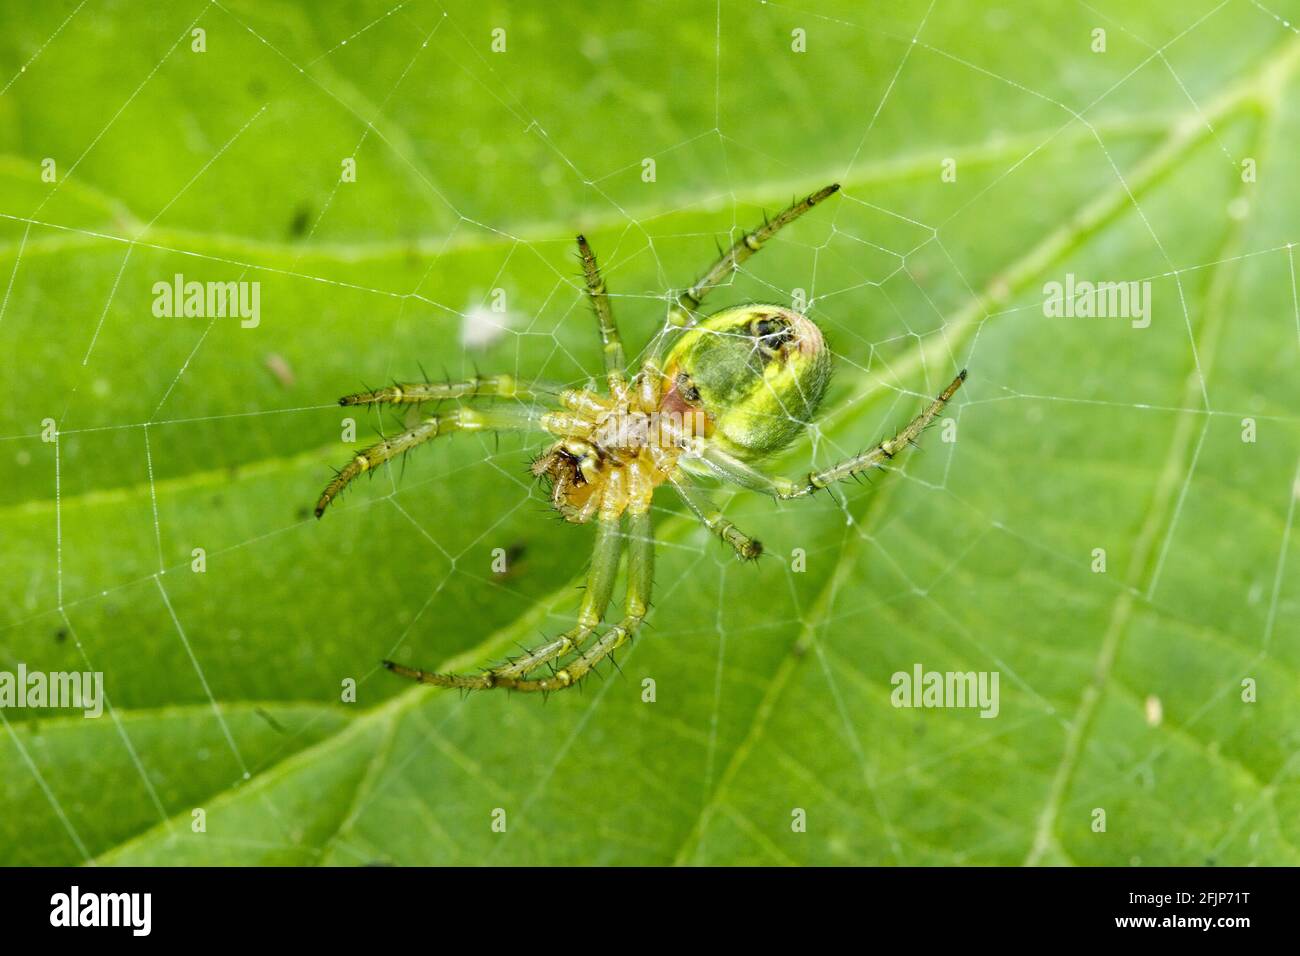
top-left (0, 115), bottom-right (1168, 264)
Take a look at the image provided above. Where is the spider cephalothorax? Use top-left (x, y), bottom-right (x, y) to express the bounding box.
top-left (315, 184), bottom-right (966, 692)
top-left (526, 378), bottom-right (693, 523)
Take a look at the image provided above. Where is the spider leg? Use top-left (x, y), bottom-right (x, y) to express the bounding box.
top-left (314, 404), bottom-right (549, 517)
top-left (669, 475), bottom-right (762, 560)
top-left (698, 370), bottom-right (966, 499)
top-left (487, 515), bottom-right (623, 678)
top-left (383, 515), bottom-right (622, 689)
top-left (576, 235), bottom-right (626, 390)
top-left (501, 509), bottom-right (653, 691)
top-left (384, 510), bottom-right (654, 693)
top-left (337, 373), bottom-right (564, 406)
top-left (666, 183), bottom-right (840, 328)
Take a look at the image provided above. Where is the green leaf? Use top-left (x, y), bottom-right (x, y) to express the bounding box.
top-left (1, 0), bottom-right (1297, 866)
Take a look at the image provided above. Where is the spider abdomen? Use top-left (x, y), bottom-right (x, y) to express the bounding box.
top-left (662, 305), bottom-right (832, 462)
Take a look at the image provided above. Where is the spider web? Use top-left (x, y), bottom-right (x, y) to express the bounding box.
top-left (0, 0), bottom-right (1298, 866)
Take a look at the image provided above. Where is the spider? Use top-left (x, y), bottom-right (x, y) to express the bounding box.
top-left (314, 184), bottom-right (965, 693)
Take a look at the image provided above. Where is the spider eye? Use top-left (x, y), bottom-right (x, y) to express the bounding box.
top-left (676, 373), bottom-right (701, 403)
top-left (752, 315), bottom-right (793, 350)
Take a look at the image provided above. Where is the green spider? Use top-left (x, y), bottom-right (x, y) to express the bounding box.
top-left (314, 184), bottom-right (965, 693)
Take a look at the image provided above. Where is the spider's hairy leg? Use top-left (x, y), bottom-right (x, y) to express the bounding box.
top-left (385, 502), bottom-right (654, 693)
top-left (576, 235), bottom-right (626, 391)
top-left (498, 508), bottom-right (653, 692)
top-left (383, 516), bottom-right (623, 690)
top-left (666, 183), bottom-right (841, 329)
top-left (669, 475), bottom-right (762, 560)
top-left (490, 517), bottom-right (621, 678)
top-left (337, 373), bottom-right (564, 407)
top-left (314, 404), bottom-right (548, 518)
top-left (699, 370), bottom-right (967, 499)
